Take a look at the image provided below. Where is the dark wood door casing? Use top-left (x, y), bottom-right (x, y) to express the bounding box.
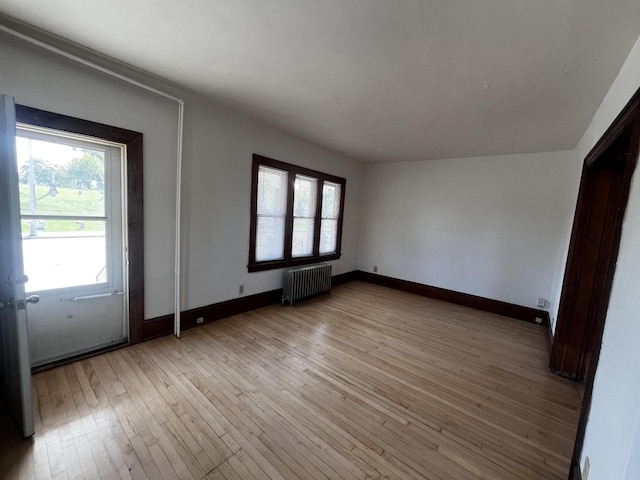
top-left (552, 87), bottom-right (640, 480)
top-left (15, 105), bottom-right (145, 345)
top-left (550, 129), bottom-right (633, 381)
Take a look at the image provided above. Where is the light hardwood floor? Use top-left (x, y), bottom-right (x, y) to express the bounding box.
top-left (1, 281), bottom-right (582, 480)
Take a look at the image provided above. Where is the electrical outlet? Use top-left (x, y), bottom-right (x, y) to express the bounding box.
top-left (239, 284), bottom-right (245, 295)
top-left (537, 297), bottom-right (547, 308)
top-left (373, 266), bottom-right (378, 273)
top-left (582, 456), bottom-right (590, 480)
top-left (196, 317), bottom-right (204, 324)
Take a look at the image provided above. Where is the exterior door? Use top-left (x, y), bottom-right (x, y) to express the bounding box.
top-left (0, 94), bottom-right (34, 438)
top-left (16, 124), bottom-right (128, 368)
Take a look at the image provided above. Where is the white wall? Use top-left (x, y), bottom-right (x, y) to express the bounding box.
top-left (564, 33), bottom-right (640, 480)
top-left (357, 151), bottom-right (577, 309)
top-left (625, 410), bottom-right (640, 480)
top-left (547, 158), bottom-right (582, 331)
top-left (180, 101), bottom-right (363, 309)
top-left (0, 32), bottom-right (363, 319)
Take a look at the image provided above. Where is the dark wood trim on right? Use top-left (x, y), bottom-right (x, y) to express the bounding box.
top-left (584, 88), bottom-right (640, 167)
top-left (357, 271), bottom-right (549, 325)
top-left (15, 104), bottom-right (145, 345)
top-left (551, 124), bottom-right (638, 380)
top-left (560, 86), bottom-right (640, 480)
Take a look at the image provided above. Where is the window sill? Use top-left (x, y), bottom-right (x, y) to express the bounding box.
top-left (248, 253), bottom-right (341, 273)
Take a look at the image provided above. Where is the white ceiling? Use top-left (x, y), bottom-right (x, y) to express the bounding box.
top-left (1, 1), bottom-right (639, 163)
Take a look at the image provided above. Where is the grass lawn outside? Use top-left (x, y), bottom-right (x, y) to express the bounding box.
top-left (19, 184), bottom-right (105, 234)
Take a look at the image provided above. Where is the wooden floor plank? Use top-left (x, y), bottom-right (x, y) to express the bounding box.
top-left (0, 282), bottom-right (580, 479)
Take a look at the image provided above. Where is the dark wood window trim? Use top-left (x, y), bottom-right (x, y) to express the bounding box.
top-left (16, 105), bottom-right (145, 344)
top-left (248, 154), bottom-right (346, 273)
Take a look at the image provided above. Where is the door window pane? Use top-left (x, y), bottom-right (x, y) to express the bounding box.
top-left (21, 219), bottom-right (107, 292)
top-left (16, 129), bottom-right (115, 293)
top-left (17, 136), bottom-right (105, 217)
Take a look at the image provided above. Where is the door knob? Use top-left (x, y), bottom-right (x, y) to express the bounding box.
top-left (25, 295), bottom-right (39, 305)
top-left (13, 295), bottom-right (40, 309)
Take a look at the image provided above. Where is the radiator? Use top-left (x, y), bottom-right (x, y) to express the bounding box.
top-left (282, 264), bottom-right (332, 306)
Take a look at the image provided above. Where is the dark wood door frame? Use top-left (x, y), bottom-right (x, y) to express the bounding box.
top-left (551, 88), bottom-right (640, 479)
top-left (15, 105), bottom-right (145, 345)
top-left (551, 127), bottom-right (634, 381)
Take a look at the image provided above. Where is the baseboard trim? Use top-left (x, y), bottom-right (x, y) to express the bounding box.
top-left (331, 270), bottom-right (360, 287)
top-left (143, 271), bottom-right (359, 341)
top-left (357, 271), bottom-right (549, 325)
top-left (142, 314), bottom-right (174, 342)
top-left (143, 270), bottom-right (549, 341)
top-left (143, 288), bottom-right (282, 341)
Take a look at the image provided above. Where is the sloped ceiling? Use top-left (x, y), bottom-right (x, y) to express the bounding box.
top-left (1, 0), bottom-right (639, 162)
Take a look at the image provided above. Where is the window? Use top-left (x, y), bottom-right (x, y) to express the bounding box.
top-left (249, 154), bottom-right (345, 272)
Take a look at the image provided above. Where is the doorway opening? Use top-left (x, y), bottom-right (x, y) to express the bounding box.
top-left (15, 105), bottom-right (146, 365)
top-left (550, 88), bottom-right (640, 479)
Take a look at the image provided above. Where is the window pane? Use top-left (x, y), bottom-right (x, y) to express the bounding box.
top-left (320, 219), bottom-right (338, 254)
top-left (257, 166), bottom-right (287, 216)
top-left (292, 218), bottom-right (314, 257)
top-left (21, 219), bottom-right (107, 292)
top-left (256, 216), bottom-right (285, 261)
top-left (291, 175), bottom-right (317, 258)
top-left (293, 175), bottom-right (317, 218)
top-left (322, 182), bottom-right (341, 219)
top-left (256, 166), bottom-right (287, 262)
top-left (17, 136), bottom-right (105, 217)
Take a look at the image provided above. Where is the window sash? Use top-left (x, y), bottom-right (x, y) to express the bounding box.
top-left (317, 182), bottom-right (342, 254)
top-left (255, 164), bottom-right (288, 261)
top-left (321, 182), bottom-right (341, 220)
top-left (292, 175), bottom-right (318, 258)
